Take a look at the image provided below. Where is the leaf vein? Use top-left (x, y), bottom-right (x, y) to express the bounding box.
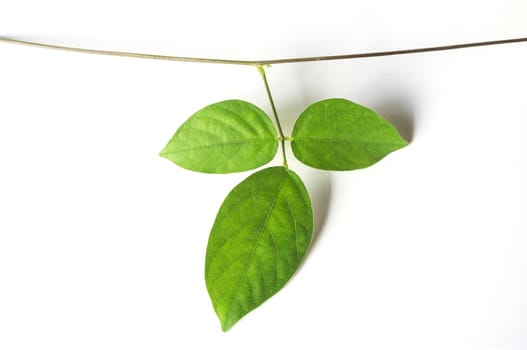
top-left (224, 170), bottom-right (288, 323)
top-left (255, 253), bottom-right (267, 299)
top-left (163, 138), bottom-right (275, 154)
top-left (208, 184), bottom-right (279, 259)
top-left (267, 227), bottom-right (280, 290)
top-left (214, 105), bottom-right (272, 137)
top-left (295, 137), bottom-right (405, 146)
top-left (207, 250), bottom-right (247, 287)
top-left (284, 196), bottom-right (299, 261)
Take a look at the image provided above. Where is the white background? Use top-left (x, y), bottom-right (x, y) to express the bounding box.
top-left (1, 1), bottom-right (526, 349)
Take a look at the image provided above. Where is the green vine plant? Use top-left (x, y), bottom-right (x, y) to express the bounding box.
top-left (1, 36), bottom-right (526, 331)
top-left (159, 65), bottom-right (408, 331)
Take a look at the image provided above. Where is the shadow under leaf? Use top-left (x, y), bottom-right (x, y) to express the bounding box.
top-left (294, 169), bottom-right (332, 270)
top-left (373, 100), bottom-right (415, 143)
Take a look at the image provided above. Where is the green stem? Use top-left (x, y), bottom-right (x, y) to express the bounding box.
top-left (257, 65), bottom-right (288, 169)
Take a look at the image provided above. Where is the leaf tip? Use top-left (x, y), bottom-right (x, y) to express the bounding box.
top-left (158, 147), bottom-right (171, 162)
top-left (399, 135), bottom-right (410, 149)
top-left (220, 320), bottom-right (233, 332)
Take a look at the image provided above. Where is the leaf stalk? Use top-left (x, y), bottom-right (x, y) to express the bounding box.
top-left (257, 65), bottom-right (288, 168)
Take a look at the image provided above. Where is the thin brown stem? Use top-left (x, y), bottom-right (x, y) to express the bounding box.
top-left (0, 36), bottom-right (526, 66)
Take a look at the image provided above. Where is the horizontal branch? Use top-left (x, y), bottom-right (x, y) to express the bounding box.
top-left (0, 36), bottom-right (526, 66)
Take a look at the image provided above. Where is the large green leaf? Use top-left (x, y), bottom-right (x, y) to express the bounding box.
top-left (160, 100), bottom-right (278, 173)
top-left (291, 98), bottom-right (408, 170)
top-left (205, 166), bottom-right (313, 331)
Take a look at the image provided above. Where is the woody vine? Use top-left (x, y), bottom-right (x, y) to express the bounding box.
top-left (1, 36), bottom-right (525, 331)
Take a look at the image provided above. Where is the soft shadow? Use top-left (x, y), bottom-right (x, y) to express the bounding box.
top-left (294, 169), bottom-right (332, 269)
top-left (372, 99), bottom-right (415, 143)
top-left (307, 171), bottom-right (332, 252)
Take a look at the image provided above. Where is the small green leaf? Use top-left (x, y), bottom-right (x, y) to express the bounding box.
top-left (160, 100), bottom-right (278, 173)
top-left (291, 98), bottom-right (408, 170)
top-left (205, 166), bottom-right (313, 331)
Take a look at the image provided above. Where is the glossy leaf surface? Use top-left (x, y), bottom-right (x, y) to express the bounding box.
top-left (205, 166), bottom-right (312, 331)
top-left (160, 100), bottom-right (278, 173)
top-left (291, 98), bottom-right (408, 170)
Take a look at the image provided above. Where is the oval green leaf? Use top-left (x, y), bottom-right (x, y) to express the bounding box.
top-left (205, 166), bottom-right (313, 331)
top-left (160, 100), bottom-right (278, 173)
top-left (291, 98), bottom-right (408, 170)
